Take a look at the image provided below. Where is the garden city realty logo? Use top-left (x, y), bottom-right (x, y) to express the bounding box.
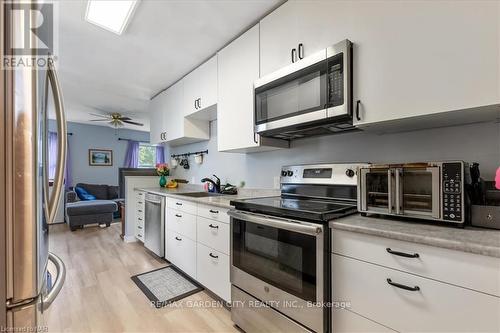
top-left (2, 1), bottom-right (58, 69)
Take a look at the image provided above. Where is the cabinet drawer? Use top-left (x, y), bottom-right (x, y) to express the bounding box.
top-left (197, 216), bottom-right (230, 255)
top-left (167, 231), bottom-right (196, 278)
top-left (196, 243), bottom-right (230, 302)
top-left (332, 254), bottom-right (500, 332)
top-left (167, 208), bottom-right (196, 241)
top-left (136, 215), bottom-right (144, 228)
top-left (168, 198), bottom-right (197, 215)
top-left (135, 226), bottom-right (144, 242)
top-left (332, 229), bottom-right (500, 296)
top-left (332, 308), bottom-right (396, 333)
top-left (197, 204), bottom-right (230, 224)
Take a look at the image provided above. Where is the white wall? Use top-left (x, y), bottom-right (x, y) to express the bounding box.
top-left (169, 120), bottom-right (500, 189)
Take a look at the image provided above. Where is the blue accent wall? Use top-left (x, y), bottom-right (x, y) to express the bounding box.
top-left (49, 120), bottom-right (151, 186)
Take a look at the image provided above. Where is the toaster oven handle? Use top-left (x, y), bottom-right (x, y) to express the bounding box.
top-left (228, 210), bottom-right (322, 236)
top-left (388, 169), bottom-right (393, 214)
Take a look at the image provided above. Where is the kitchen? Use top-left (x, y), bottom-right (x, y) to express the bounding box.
top-left (1, 1), bottom-right (500, 333)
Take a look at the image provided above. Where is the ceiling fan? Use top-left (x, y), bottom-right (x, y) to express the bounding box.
top-left (89, 112), bottom-right (144, 128)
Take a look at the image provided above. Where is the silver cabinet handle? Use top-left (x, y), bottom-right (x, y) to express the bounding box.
top-left (175, 214), bottom-right (182, 218)
top-left (47, 58), bottom-right (67, 224)
top-left (42, 253), bottom-right (66, 310)
top-left (228, 210), bottom-right (322, 236)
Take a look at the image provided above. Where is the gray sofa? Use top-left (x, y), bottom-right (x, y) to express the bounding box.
top-left (65, 183), bottom-right (121, 231)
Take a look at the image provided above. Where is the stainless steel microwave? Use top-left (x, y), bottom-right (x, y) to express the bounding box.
top-left (358, 161), bottom-right (471, 225)
top-left (254, 39), bottom-right (355, 140)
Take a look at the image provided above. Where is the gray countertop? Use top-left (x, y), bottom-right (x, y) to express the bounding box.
top-left (136, 186), bottom-right (279, 209)
top-left (330, 214), bottom-right (500, 258)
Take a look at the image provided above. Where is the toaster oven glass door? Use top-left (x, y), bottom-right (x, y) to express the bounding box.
top-left (398, 167), bottom-right (440, 218)
top-left (360, 168), bottom-right (394, 214)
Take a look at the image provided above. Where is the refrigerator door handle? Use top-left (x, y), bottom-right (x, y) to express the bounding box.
top-left (47, 58), bottom-right (67, 223)
top-left (42, 252), bottom-right (66, 311)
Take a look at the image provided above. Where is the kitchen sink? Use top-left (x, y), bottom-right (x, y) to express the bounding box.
top-left (176, 192), bottom-right (223, 198)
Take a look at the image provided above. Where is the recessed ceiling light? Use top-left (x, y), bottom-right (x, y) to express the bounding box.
top-left (85, 0), bottom-right (139, 35)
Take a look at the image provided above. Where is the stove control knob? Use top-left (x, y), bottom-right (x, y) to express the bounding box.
top-left (345, 169), bottom-right (355, 178)
top-left (281, 170), bottom-right (288, 177)
top-left (287, 170), bottom-right (294, 177)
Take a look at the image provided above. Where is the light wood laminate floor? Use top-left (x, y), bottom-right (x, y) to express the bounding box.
top-left (46, 223), bottom-right (237, 333)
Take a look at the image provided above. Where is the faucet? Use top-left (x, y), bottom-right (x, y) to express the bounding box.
top-left (201, 174), bottom-right (221, 193)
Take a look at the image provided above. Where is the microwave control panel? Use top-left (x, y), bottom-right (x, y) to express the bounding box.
top-left (442, 162), bottom-right (463, 222)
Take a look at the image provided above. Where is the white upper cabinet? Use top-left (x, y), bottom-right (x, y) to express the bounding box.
top-left (259, 1), bottom-right (500, 126)
top-left (217, 24), bottom-right (288, 153)
top-left (149, 80), bottom-right (209, 146)
top-left (259, 1), bottom-right (299, 77)
top-left (148, 93), bottom-right (166, 144)
top-left (184, 55), bottom-right (218, 117)
top-left (163, 81), bottom-right (184, 142)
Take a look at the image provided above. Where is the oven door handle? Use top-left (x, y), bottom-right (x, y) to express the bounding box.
top-left (228, 210), bottom-right (323, 236)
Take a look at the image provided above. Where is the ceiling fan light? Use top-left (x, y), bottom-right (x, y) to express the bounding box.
top-left (85, 0), bottom-right (139, 35)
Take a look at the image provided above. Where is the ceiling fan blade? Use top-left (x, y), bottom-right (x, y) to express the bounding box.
top-left (122, 120), bottom-right (144, 126)
top-left (118, 116), bottom-right (132, 121)
top-left (89, 119), bottom-right (110, 121)
top-left (89, 113), bottom-right (110, 119)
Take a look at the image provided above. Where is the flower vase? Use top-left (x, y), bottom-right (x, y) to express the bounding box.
top-left (159, 175), bottom-right (167, 187)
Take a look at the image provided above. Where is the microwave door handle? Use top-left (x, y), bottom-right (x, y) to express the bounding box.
top-left (227, 210), bottom-right (322, 236)
top-left (47, 58), bottom-right (67, 223)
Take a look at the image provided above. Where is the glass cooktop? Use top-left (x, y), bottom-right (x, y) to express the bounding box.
top-left (230, 196), bottom-right (357, 223)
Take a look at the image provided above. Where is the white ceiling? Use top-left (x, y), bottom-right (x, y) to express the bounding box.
top-left (57, 0), bottom-right (281, 131)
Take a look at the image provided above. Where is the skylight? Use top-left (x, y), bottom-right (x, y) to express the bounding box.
top-left (85, 0), bottom-right (139, 35)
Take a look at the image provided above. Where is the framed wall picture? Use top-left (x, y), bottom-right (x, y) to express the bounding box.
top-left (89, 149), bottom-right (113, 166)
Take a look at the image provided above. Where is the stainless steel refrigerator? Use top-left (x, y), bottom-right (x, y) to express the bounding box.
top-left (1, 1), bottom-right (66, 329)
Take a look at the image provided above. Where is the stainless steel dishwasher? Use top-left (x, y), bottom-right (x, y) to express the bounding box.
top-left (144, 193), bottom-right (165, 257)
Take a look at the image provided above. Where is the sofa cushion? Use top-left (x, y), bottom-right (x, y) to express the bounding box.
top-left (77, 183), bottom-right (108, 200)
top-left (74, 186), bottom-right (96, 201)
top-left (108, 186), bottom-right (119, 199)
top-left (66, 200), bottom-right (117, 216)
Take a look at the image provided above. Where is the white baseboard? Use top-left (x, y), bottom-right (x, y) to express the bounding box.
top-left (123, 235), bottom-right (137, 243)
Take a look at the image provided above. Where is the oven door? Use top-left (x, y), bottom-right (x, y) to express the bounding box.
top-left (228, 210), bottom-right (325, 333)
top-left (396, 166), bottom-right (440, 219)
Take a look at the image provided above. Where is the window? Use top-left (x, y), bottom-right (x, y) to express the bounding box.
top-left (138, 143), bottom-right (156, 168)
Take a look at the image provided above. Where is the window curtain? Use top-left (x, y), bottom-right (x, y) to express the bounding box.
top-left (123, 140), bottom-right (139, 168)
top-left (156, 145), bottom-right (165, 164)
top-left (48, 132), bottom-right (58, 180)
top-left (48, 131), bottom-right (71, 189)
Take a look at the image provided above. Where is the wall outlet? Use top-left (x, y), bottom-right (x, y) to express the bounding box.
top-left (273, 176), bottom-right (280, 189)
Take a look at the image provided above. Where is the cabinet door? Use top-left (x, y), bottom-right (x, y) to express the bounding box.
top-left (164, 80), bottom-right (185, 141)
top-left (196, 243), bottom-right (231, 302)
top-left (148, 94), bottom-right (165, 144)
top-left (259, 1), bottom-right (299, 76)
top-left (183, 70), bottom-right (199, 116)
top-left (197, 55), bottom-right (217, 110)
top-left (332, 308), bottom-right (396, 333)
top-left (217, 25), bottom-right (260, 152)
top-left (352, 1), bottom-right (498, 125)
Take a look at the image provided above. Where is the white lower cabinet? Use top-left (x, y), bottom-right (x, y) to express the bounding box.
top-left (165, 199), bottom-right (231, 301)
top-left (331, 230), bottom-right (500, 332)
top-left (196, 243), bottom-right (231, 302)
top-left (332, 308), bottom-right (396, 333)
top-left (167, 230), bottom-right (197, 278)
top-left (196, 216), bottom-right (230, 255)
top-left (135, 191), bottom-right (145, 242)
